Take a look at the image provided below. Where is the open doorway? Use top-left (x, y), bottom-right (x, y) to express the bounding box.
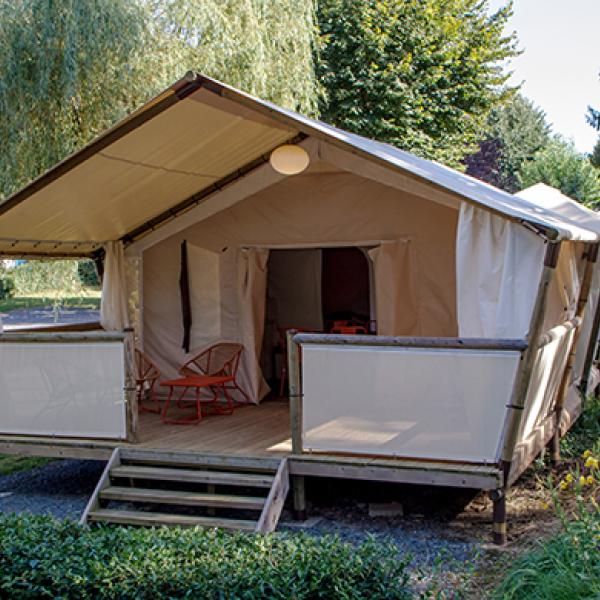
top-left (261, 247), bottom-right (372, 393)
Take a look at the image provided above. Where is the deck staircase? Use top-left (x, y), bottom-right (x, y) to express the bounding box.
top-left (80, 448), bottom-right (289, 533)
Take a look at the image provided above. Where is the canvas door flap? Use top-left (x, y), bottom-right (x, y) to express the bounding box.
top-left (368, 240), bottom-right (419, 336)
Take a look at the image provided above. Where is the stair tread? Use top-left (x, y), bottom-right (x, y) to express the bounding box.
top-left (88, 508), bottom-right (257, 530)
top-left (100, 486), bottom-right (265, 509)
top-left (111, 465), bottom-right (274, 487)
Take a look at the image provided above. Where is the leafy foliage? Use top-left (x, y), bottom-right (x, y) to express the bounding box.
top-left (316, 0), bottom-right (518, 167)
top-left (11, 261), bottom-right (83, 297)
top-left (588, 70), bottom-right (600, 132)
top-left (493, 509), bottom-right (600, 600)
top-left (590, 137), bottom-right (600, 169)
top-left (519, 139), bottom-right (600, 208)
top-left (0, 0), bottom-right (319, 199)
top-left (0, 274), bottom-right (15, 300)
top-left (77, 260), bottom-right (100, 288)
top-left (0, 516), bottom-right (411, 599)
top-left (465, 94), bottom-right (551, 192)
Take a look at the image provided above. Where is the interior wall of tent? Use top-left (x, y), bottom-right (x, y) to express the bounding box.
top-left (140, 168), bottom-right (459, 402)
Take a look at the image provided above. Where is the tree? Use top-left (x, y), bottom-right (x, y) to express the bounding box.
top-left (0, 0), bottom-right (319, 200)
top-left (465, 94), bottom-right (551, 192)
top-left (587, 70), bottom-right (599, 131)
top-left (591, 137), bottom-right (600, 169)
top-left (519, 139), bottom-right (600, 208)
top-left (316, 0), bottom-right (518, 167)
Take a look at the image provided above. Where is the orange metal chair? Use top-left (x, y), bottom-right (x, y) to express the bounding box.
top-left (160, 342), bottom-right (249, 424)
top-left (135, 349), bottom-right (161, 414)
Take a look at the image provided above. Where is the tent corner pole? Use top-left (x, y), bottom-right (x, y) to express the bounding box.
top-left (550, 242), bottom-right (599, 465)
top-left (287, 330), bottom-right (306, 520)
top-left (495, 240), bottom-right (561, 544)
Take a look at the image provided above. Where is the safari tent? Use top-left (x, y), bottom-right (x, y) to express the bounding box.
top-left (1, 72), bottom-right (600, 542)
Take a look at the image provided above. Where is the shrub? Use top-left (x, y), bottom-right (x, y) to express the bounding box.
top-left (0, 515), bottom-right (411, 599)
top-left (11, 260), bottom-right (83, 296)
top-left (0, 275), bottom-right (15, 299)
top-left (77, 260), bottom-right (100, 287)
top-left (493, 508), bottom-right (600, 600)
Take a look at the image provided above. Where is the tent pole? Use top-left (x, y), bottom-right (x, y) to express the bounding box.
top-left (287, 330), bottom-right (306, 520)
top-left (550, 243), bottom-right (599, 464)
top-left (495, 240), bottom-right (560, 545)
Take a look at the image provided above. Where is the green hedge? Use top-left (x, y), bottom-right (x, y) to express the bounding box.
top-left (0, 515), bottom-right (411, 599)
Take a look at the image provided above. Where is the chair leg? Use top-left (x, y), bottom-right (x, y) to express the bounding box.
top-left (162, 387), bottom-right (202, 424)
top-left (161, 387), bottom-right (174, 422)
top-left (232, 380), bottom-right (251, 404)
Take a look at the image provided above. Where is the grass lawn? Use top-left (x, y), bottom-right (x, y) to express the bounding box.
top-left (0, 454), bottom-right (54, 476)
top-left (0, 290), bottom-right (100, 314)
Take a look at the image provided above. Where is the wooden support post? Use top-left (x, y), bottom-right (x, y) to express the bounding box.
top-left (551, 243), bottom-right (598, 464)
top-left (501, 241), bottom-right (560, 467)
top-left (286, 330), bottom-right (306, 520)
top-left (123, 327), bottom-right (138, 443)
top-left (491, 490), bottom-right (507, 546)
top-left (495, 241), bottom-right (560, 545)
top-left (580, 286), bottom-right (600, 395)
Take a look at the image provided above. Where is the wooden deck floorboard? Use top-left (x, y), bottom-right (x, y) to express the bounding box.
top-left (137, 398), bottom-right (292, 456)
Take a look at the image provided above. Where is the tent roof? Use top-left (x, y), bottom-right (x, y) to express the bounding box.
top-left (0, 72), bottom-right (598, 257)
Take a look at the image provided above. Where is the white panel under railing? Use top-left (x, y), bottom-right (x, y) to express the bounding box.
top-left (0, 334), bottom-right (127, 439)
top-left (301, 344), bottom-right (521, 463)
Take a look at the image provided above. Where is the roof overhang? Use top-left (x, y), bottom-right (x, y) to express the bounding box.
top-left (0, 71), bottom-right (598, 258)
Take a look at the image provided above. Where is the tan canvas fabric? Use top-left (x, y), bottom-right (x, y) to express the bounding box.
top-left (100, 241), bottom-right (129, 331)
top-left (368, 240), bottom-right (419, 335)
top-left (142, 168), bottom-right (458, 400)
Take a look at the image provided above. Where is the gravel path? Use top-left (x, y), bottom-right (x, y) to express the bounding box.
top-left (0, 459), bottom-right (480, 569)
top-left (1, 307), bottom-right (99, 328)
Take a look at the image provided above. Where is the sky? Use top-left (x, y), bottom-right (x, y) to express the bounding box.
top-left (488, 0), bottom-right (600, 153)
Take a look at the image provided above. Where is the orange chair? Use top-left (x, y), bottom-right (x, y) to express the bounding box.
top-left (160, 342), bottom-right (250, 424)
top-left (135, 349), bottom-right (161, 414)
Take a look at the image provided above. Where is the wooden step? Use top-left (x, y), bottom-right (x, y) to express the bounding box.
top-left (88, 508), bottom-right (257, 530)
top-left (110, 465), bottom-right (275, 488)
top-left (100, 486), bottom-right (265, 510)
top-left (119, 449), bottom-right (280, 473)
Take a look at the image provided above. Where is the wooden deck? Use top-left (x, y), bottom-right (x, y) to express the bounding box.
top-left (137, 398), bottom-right (292, 456)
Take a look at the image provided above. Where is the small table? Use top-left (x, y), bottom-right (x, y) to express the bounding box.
top-left (160, 375), bottom-right (235, 424)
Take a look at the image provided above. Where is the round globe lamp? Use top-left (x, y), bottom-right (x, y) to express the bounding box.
top-left (269, 144), bottom-right (310, 175)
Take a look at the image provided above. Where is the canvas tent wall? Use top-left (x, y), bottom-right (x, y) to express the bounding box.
top-left (0, 71), bottom-right (599, 424)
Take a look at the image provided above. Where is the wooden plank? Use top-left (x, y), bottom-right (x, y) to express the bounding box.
top-left (111, 465), bottom-right (275, 487)
top-left (100, 486), bottom-right (265, 510)
top-left (120, 448), bottom-right (281, 472)
top-left (256, 459), bottom-right (289, 533)
top-left (88, 509), bottom-right (257, 530)
top-left (293, 333), bottom-right (527, 352)
top-left (0, 331), bottom-right (124, 343)
top-left (4, 321), bottom-right (102, 334)
top-left (289, 455), bottom-right (502, 490)
top-left (80, 447), bottom-right (121, 525)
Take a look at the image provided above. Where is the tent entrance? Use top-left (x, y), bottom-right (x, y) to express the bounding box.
top-left (261, 246), bottom-right (372, 392)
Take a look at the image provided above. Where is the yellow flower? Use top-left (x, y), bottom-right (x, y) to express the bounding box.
top-left (585, 457), bottom-right (599, 470)
top-left (583, 450), bottom-right (592, 459)
top-left (586, 475), bottom-right (595, 485)
top-left (579, 476), bottom-right (588, 486)
top-left (565, 473), bottom-right (574, 483)
top-left (559, 480), bottom-right (569, 490)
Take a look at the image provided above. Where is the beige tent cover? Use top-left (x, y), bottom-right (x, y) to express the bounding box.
top-left (1, 73), bottom-right (600, 260)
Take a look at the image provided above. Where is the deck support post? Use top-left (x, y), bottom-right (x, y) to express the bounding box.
top-left (551, 243), bottom-right (598, 465)
top-left (496, 240), bottom-right (561, 544)
top-left (124, 327), bottom-right (138, 443)
top-left (580, 280), bottom-right (600, 395)
top-left (287, 330), bottom-right (307, 520)
top-left (490, 490), bottom-right (507, 546)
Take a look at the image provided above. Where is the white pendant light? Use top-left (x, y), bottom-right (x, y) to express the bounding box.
top-left (269, 144), bottom-right (310, 175)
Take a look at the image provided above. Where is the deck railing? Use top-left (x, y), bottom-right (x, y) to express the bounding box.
top-left (0, 330), bottom-right (135, 441)
top-left (288, 333), bottom-right (528, 463)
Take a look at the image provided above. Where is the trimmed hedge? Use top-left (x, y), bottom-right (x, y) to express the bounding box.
top-left (0, 515), bottom-right (411, 599)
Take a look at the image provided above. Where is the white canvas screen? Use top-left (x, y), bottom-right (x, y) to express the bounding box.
top-left (302, 344), bottom-right (520, 462)
top-left (0, 342), bottom-right (126, 439)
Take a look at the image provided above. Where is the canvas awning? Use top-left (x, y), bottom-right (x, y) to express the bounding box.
top-left (0, 71), bottom-right (599, 258)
